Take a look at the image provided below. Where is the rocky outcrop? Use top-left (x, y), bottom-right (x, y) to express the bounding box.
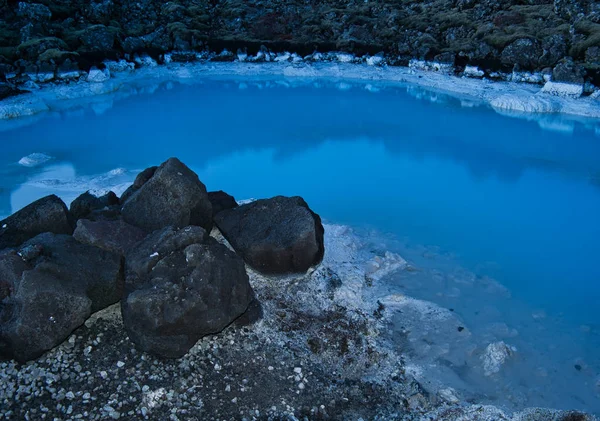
top-left (121, 158), bottom-right (213, 233)
top-left (0, 158), bottom-right (330, 363)
top-left (215, 196), bottom-right (325, 274)
top-left (121, 226), bottom-right (255, 358)
top-left (0, 195), bottom-right (74, 249)
top-left (0, 233), bottom-right (123, 362)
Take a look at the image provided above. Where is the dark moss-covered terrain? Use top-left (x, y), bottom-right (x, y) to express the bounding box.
top-left (0, 0), bottom-right (599, 86)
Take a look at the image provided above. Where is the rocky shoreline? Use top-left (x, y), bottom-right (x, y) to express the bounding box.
top-left (0, 157), bottom-right (598, 420)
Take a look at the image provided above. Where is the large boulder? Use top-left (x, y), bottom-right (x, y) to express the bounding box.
top-left (0, 234), bottom-right (123, 362)
top-left (73, 219), bottom-right (146, 256)
top-left (0, 195), bottom-right (73, 250)
top-left (121, 158), bottom-right (213, 232)
top-left (552, 57), bottom-right (586, 84)
top-left (214, 196), bottom-right (325, 274)
top-left (70, 190), bottom-right (120, 221)
top-left (208, 190), bottom-right (238, 217)
top-left (500, 38), bottom-right (542, 70)
top-left (120, 166), bottom-right (157, 203)
top-left (121, 226), bottom-right (255, 358)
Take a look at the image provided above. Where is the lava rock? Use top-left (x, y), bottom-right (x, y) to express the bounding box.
top-left (214, 196), bottom-right (325, 274)
top-left (0, 233), bottom-right (123, 362)
top-left (70, 191), bottom-right (120, 221)
top-left (0, 195), bottom-right (74, 250)
top-left (552, 57), bottom-right (586, 84)
top-left (540, 34), bottom-right (568, 68)
top-left (121, 158), bottom-right (213, 232)
top-left (122, 226), bottom-right (254, 358)
top-left (120, 166), bottom-right (157, 203)
top-left (79, 25), bottom-right (115, 52)
top-left (208, 190), bottom-right (238, 217)
top-left (500, 38), bottom-right (542, 70)
top-left (73, 219), bottom-right (146, 255)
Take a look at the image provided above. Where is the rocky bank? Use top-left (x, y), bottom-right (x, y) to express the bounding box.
top-left (0, 0), bottom-right (600, 96)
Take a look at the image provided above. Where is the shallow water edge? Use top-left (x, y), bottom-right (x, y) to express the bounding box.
top-left (2, 60), bottom-right (600, 129)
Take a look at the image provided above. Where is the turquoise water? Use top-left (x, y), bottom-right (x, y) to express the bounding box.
top-left (1, 77), bottom-right (600, 413)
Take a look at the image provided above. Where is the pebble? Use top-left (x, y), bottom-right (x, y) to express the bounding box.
top-left (293, 367), bottom-right (302, 374)
top-left (99, 371), bottom-right (108, 379)
top-left (298, 383), bottom-right (305, 390)
top-left (116, 361), bottom-right (125, 368)
top-left (66, 392), bottom-right (75, 400)
top-left (82, 393), bottom-right (91, 400)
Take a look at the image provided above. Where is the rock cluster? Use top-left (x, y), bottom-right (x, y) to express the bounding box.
top-left (0, 0), bottom-right (599, 92)
top-left (0, 157), bottom-right (325, 362)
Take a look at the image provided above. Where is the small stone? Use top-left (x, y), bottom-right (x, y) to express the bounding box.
top-left (225, 385), bottom-right (231, 392)
top-left (66, 392), bottom-right (75, 400)
top-left (293, 367), bottom-right (302, 374)
top-left (231, 398), bottom-right (237, 404)
top-left (83, 346), bottom-right (92, 356)
top-left (142, 385), bottom-right (150, 392)
top-left (82, 393), bottom-right (91, 400)
top-left (116, 361), bottom-right (125, 368)
top-left (298, 382), bottom-right (305, 390)
top-left (268, 366), bottom-right (274, 371)
top-left (99, 371), bottom-right (108, 379)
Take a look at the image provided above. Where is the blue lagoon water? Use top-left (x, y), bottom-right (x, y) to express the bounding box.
top-left (1, 77), bottom-right (599, 413)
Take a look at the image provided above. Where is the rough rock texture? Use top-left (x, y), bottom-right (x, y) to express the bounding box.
top-left (121, 225), bottom-right (254, 358)
top-left (215, 196), bottom-right (325, 274)
top-left (121, 158), bottom-right (213, 233)
top-left (552, 57), bottom-right (586, 83)
top-left (0, 195), bottom-right (73, 249)
top-left (73, 218), bottom-right (146, 255)
top-left (0, 233), bottom-right (123, 362)
top-left (208, 190), bottom-right (238, 217)
top-left (0, 0), bottom-right (599, 85)
top-left (119, 165), bottom-right (157, 203)
top-left (70, 190), bottom-right (120, 221)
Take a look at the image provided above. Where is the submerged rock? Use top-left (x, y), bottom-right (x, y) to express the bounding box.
top-left (0, 195), bottom-right (73, 250)
top-left (481, 341), bottom-right (515, 376)
top-left (214, 196), bottom-right (325, 274)
top-left (121, 158), bottom-right (213, 232)
top-left (121, 226), bottom-right (255, 358)
top-left (0, 233), bottom-right (123, 362)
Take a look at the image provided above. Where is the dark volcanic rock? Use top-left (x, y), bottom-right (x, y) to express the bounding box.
top-left (0, 195), bottom-right (73, 250)
top-left (0, 233), bottom-right (123, 362)
top-left (501, 38), bottom-right (542, 70)
top-left (122, 226), bottom-right (254, 358)
top-left (73, 219), bottom-right (146, 255)
top-left (121, 158), bottom-right (213, 232)
top-left (70, 191), bottom-right (120, 221)
top-left (208, 190), bottom-right (238, 217)
top-left (553, 57), bottom-right (586, 84)
top-left (214, 196), bottom-right (325, 274)
top-left (120, 165), bottom-right (157, 203)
